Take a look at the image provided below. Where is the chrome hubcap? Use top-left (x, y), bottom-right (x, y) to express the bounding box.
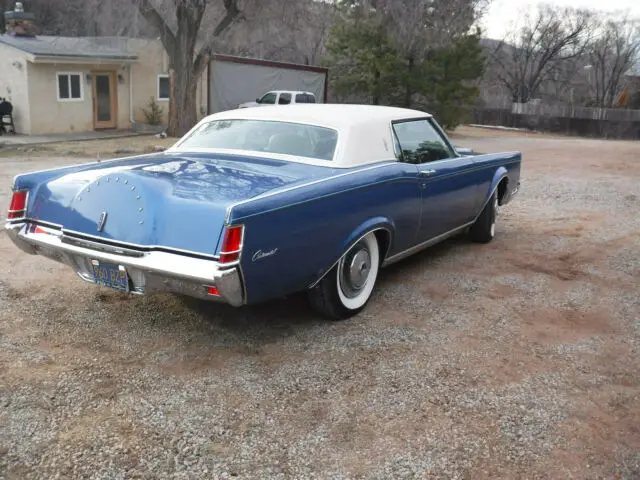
top-left (348, 249), bottom-right (371, 289)
top-left (339, 242), bottom-right (372, 298)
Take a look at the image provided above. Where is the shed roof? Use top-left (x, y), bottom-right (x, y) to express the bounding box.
top-left (0, 34), bottom-right (138, 61)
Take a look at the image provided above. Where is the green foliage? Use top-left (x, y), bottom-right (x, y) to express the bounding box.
top-left (322, 6), bottom-right (485, 129)
top-left (416, 33), bottom-right (485, 129)
top-left (323, 13), bottom-right (402, 105)
top-left (142, 96), bottom-right (164, 126)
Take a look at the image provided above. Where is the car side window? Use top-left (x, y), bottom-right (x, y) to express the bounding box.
top-left (392, 119), bottom-right (455, 164)
top-left (295, 93), bottom-right (315, 104)
top-left (260, 92), bottom-right (277, 104)
top-left (278, 93), bottom-right (292, 105)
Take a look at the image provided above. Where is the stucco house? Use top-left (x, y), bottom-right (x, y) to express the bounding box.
top-left (0, 4), bottom-right (207, 135)
top-left (0, 3), bottom-right (329, 137)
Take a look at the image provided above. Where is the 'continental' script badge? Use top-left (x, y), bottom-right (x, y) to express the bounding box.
top-left (97, 211), bottom-right (108, 232)
top-left (252, 248), bottom-right (278, 262)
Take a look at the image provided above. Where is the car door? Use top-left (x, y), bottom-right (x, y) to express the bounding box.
top-left (392, 118), bottom-right (480, 241)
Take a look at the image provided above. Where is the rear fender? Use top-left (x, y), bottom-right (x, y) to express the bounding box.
top-left (309, 216), bottom-right (394, 288)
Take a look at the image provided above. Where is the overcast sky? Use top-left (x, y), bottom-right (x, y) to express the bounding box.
top-left (481, 0), bottom-right (640, 39)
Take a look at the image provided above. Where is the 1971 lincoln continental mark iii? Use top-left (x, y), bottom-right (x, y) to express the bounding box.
top-left (6, 105), bottom-right (521, 319)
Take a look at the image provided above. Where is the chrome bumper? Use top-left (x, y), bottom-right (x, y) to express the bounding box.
top-left (5, 221), bottom-right (245, 306)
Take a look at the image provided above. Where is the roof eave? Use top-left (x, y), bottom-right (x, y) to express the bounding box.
top-left (29, 54), bottom-right (138, 65)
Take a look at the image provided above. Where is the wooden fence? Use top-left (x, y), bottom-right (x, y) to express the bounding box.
top-left (511, 102), bottom-right (640, 122)
top-left (469, 102), bottom-right (640, 140)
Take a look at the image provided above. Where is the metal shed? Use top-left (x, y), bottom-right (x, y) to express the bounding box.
top-left (207, 54), bottom-right (329, 114)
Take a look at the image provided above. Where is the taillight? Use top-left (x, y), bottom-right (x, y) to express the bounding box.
top-left (8, 190), bottom-right (28, 219)
top-left (219, 224), bottom-right (244, 264)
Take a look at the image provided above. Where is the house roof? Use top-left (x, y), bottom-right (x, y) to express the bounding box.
top-left (0, 35), bottom-right (138, 62)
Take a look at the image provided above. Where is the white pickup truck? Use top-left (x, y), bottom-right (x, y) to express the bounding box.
top-left (238, 90), bottom-right (317, 109)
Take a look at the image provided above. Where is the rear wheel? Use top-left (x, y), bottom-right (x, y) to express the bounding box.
top-left (309, 232), bottom-right (380, 320)
top-left (469, 189), bottom-right (498, 243)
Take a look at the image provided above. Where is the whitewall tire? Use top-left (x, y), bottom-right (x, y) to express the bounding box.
top-left (309, 232), bottom-right (381, 320)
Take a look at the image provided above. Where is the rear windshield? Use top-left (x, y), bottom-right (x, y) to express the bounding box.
top-left (176, 119), bottom-right (338, 161)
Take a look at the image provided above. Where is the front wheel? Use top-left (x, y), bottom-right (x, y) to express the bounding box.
top-left (308, 232), bottom-right (380, 320)
top-left (469, 189), bottom-right (498, 243)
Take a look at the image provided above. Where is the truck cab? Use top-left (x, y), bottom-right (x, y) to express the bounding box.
top-left (238, 91), bottom-right (317, 109)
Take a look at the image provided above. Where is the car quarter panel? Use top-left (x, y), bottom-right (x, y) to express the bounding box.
top-left (228, 162), bottom-right (422, 304)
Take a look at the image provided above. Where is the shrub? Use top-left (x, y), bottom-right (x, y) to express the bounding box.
top-left (142, 97), bottom-right (164, 125)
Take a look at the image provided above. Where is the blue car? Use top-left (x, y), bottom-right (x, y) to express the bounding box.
top-left (6, 105), bottom-right (521, 320)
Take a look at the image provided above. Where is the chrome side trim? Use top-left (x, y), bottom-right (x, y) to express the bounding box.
top-left (225, 161), bottom-right (397, 223)
top-left (382, 221), bottom-right (474, 267)
top-left (26, 219), bottom-right (63, 230)
top-left (308, 227), bottom-right (392, 289)
top-left (381, 175), bottom-right (512, 267)
top-left (61, 234), bottom-right (145, 258)
top-left (60, 228), bottom-right (221, 261)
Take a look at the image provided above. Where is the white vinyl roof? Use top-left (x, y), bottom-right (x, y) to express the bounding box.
top-left (169, 104), bottom-right (433, 168)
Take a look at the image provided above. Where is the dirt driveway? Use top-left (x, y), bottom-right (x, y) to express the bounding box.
top-left (1, 129), bottom-right (639, 479)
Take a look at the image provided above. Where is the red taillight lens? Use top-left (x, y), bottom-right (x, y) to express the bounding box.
top-left (8, 190), bottom-right (28, 219)
top-left (219, 224), bottom-right (244, 264)
top-left (207, 286), bottom-right (220, 296)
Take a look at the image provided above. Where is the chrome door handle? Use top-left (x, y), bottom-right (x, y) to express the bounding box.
top-left (419, 169), bottom-right (436, 176)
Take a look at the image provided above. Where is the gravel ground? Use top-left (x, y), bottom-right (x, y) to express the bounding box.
top-left (1, 130), bottom-right (639, 479)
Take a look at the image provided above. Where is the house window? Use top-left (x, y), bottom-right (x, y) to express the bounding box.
top-left (57, 73), bottom-right (83, 101)
top-left (158, 75), bottom-right (170, 101)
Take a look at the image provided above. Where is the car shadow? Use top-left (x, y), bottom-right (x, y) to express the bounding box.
top-left (176, 233), bottom-right (474, 340)
top-left (377, 234), bottom-right (471, 283)
top-left (178, 290), bottom-right (326, 342)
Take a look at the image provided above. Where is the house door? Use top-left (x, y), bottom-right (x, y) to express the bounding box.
top-left (92, 72), bottom-right (117, 129)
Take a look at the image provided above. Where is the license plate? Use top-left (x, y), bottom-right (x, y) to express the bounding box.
top-left (90, 260), bottom-right (129, 292)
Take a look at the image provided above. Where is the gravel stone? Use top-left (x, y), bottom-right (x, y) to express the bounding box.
top-left (0, 131), bottom-right (639, 479)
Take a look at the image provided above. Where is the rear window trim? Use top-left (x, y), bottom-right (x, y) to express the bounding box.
top-left (173, 118), bottom-right (340, 162)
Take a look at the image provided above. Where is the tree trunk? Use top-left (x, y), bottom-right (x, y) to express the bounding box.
top-left (404, 57), bottom-right (414, 108)
top-left (167, 64), bottom-right (199, 137)
top-left (136, 0), bottom-right (240, 137)
top-left (166, 17), bottom-right (201, 138)
top-left (372, 68), bottom-right (381, 105)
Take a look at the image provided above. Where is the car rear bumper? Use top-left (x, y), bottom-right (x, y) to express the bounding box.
top-left (5, 221), bottom-right (245, 306)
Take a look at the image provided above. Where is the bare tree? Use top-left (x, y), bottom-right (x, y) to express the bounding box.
top-left (586, 14), bottom-right (640, 108)
top-left (490, 4), bottom-right (592, 103)
top-left (136, 0), bottom-right (243, 136)
top-left (219, 0), bottom-right (337, 65)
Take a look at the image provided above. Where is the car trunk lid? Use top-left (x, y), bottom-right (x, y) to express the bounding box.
top-left (25, 153), bottom-right (337, 256)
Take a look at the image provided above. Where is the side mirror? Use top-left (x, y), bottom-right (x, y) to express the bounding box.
top-left (256, 98), bottom-right (261, 103)
top-left (454, 146), bottom-right (473, 156)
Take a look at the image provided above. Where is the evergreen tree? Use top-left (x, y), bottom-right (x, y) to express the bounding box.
top-left (323, 1), bottom-right (485, 128)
